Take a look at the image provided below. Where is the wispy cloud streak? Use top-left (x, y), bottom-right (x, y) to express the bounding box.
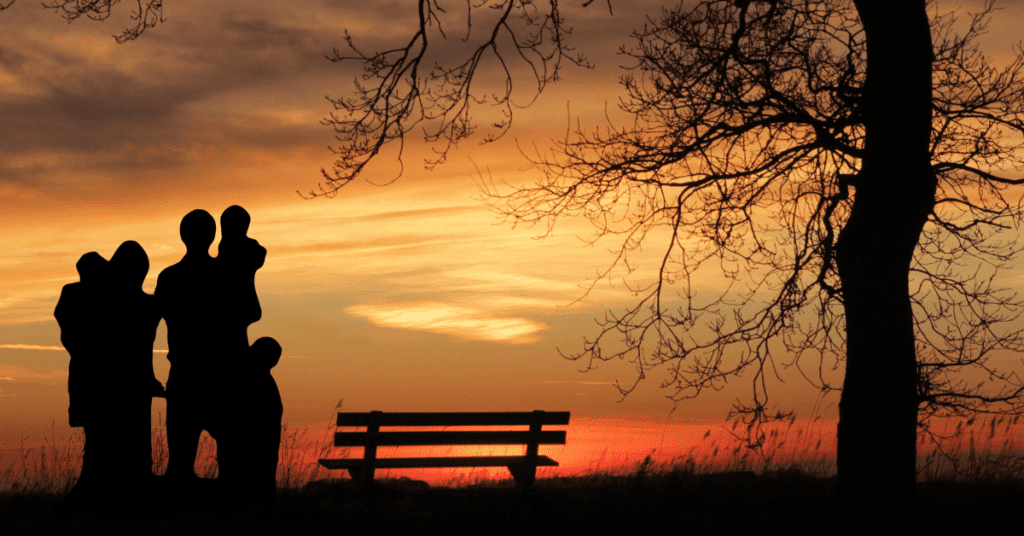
top-left (345, 301), bottom-right (547, 344)
top-left (0, 343), bottom-right (168, 353)
top-left (540, 380), bottom-right (614, 386)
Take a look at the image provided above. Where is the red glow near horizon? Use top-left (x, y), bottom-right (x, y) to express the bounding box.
top-left (275, 415), bottom-right (1024, 486)
top-left (5, 416), bottom-right (1024, 490)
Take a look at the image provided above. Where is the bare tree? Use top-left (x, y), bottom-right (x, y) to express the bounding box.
top-left (317, 0), bottom-right (1024, 530)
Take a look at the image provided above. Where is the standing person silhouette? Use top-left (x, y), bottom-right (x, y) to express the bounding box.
top-left (107, 241), bottom-right (165, 485)
top-left (55, 252), bottom-right (107, 431)
top-left (156, 210), bottom-right (223, 482)
top-left (55, 252), bottom-right (108, 508)
top-left (55, 242), bottom-right (163, 509)
top-left (211, 337), bottom-right (283, 509)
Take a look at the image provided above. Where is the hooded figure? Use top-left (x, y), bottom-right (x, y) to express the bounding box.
top-left (56, 241), bottom-right (163, 508)
top-left (107, 240), bottom-right (164, 480)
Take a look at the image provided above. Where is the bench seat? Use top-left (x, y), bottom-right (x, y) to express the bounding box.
top-left (319, 455), bottom-right (559, 470)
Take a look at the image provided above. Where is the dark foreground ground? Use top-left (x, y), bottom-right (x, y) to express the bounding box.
top-left (2, 470), bottom-right (1022, 535)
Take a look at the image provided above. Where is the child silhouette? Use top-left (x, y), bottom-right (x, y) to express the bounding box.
top-left (218, 205), bottom-right (266, 333)
top-left (213, 336), bottom-right (283, 508)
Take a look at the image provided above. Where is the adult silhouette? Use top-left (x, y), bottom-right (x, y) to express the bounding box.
top-left (158, 206), bottom-right (273, 489)
top-left (156, 209), bottom-right (224, 481)
top-left (107, 241), bottom-right (164, 482)
top-left (55, 241), bottom-right (163, 507)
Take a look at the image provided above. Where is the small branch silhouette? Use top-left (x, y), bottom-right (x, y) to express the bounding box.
top-left (41, 0), bottom-right (164, 43)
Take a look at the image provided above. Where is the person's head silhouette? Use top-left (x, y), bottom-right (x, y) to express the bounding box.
top-left (76, 252), bottom-right (107, 284)
top-left (180, 209), bottom-right (216, 254)
top-left (110, 241), bottom-right (149, 289)
top-left (251, 337), bottom-right (282, 370)
top-left (221, 205), bottom-right (250, 239)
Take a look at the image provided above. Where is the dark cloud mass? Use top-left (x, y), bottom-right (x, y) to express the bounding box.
top-left (0, 0), bottom-right (651, 189)
top-left (0, 2), bottom-right (358, 190)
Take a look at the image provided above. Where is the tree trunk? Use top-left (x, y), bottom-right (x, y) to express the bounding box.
top-left (836, 1), bottom-right (935, 532)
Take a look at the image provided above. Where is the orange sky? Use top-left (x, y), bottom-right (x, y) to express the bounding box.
top-left (2, 0), bottom-right (1023, 463)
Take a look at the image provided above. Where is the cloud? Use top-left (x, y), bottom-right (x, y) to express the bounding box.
top-left (266, 233), bottom-right (477, 258)
top-left (0, 5), bottom-right (345, 190)
top-left (0, 344), bottom-right (168, 353)
top-left (540, 380), bottom-right (614, 386)
top-left (342, 205), bottom-right (481, 225)
top-left (0, 344), bottom-right (64, 351)
top-left (0, 295), bottom-right (63, 325)
top-left (0, 364), bottom-right (67, 380)
top-left (345, 301), bottom-right (547, 343)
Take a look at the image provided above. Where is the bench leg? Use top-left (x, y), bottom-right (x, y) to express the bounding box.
top-left (347, 467), bottom-right (375, 490)
top-left (507, 465), bottom-right (536, 489)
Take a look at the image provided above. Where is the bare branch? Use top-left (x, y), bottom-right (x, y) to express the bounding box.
top-left (40, 0), bottom-right (164, 43)
top-left (313, 0), bottom-right (598, 197)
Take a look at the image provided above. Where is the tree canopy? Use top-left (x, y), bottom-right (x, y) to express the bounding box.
top-left (321, 0), bottom-right (1024, 433)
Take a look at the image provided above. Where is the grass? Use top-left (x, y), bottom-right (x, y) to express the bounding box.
top-left (917, 415), bottom-right (1024, 482)
top-left (1, 430), bottom-right (83, 496)
top-left (2, 416), bottom-right (1024, 534)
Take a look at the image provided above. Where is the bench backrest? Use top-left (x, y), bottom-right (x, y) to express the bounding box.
top-left (333, 410), bottom-right (570, 448)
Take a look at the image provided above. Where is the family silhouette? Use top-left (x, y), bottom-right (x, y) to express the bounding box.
top-left (54, 206), bottom-right (281, 514)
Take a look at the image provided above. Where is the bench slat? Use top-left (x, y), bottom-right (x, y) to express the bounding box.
top-left (333, 430), bottom-right (566, 447)
top-left (336, 411), bottom-right (570, 427)
top-left (318, 455), bottom-right (559, 469)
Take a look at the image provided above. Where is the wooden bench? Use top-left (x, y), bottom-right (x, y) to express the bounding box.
top-left (317, 410), bottom-right (570, 488)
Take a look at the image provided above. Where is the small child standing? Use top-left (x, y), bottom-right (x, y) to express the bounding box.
top-left (214, 336), bottom-right (283, 509)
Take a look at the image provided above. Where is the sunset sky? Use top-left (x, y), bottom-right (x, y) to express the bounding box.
top-left (2, 0), bottom-right (1023, 467)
